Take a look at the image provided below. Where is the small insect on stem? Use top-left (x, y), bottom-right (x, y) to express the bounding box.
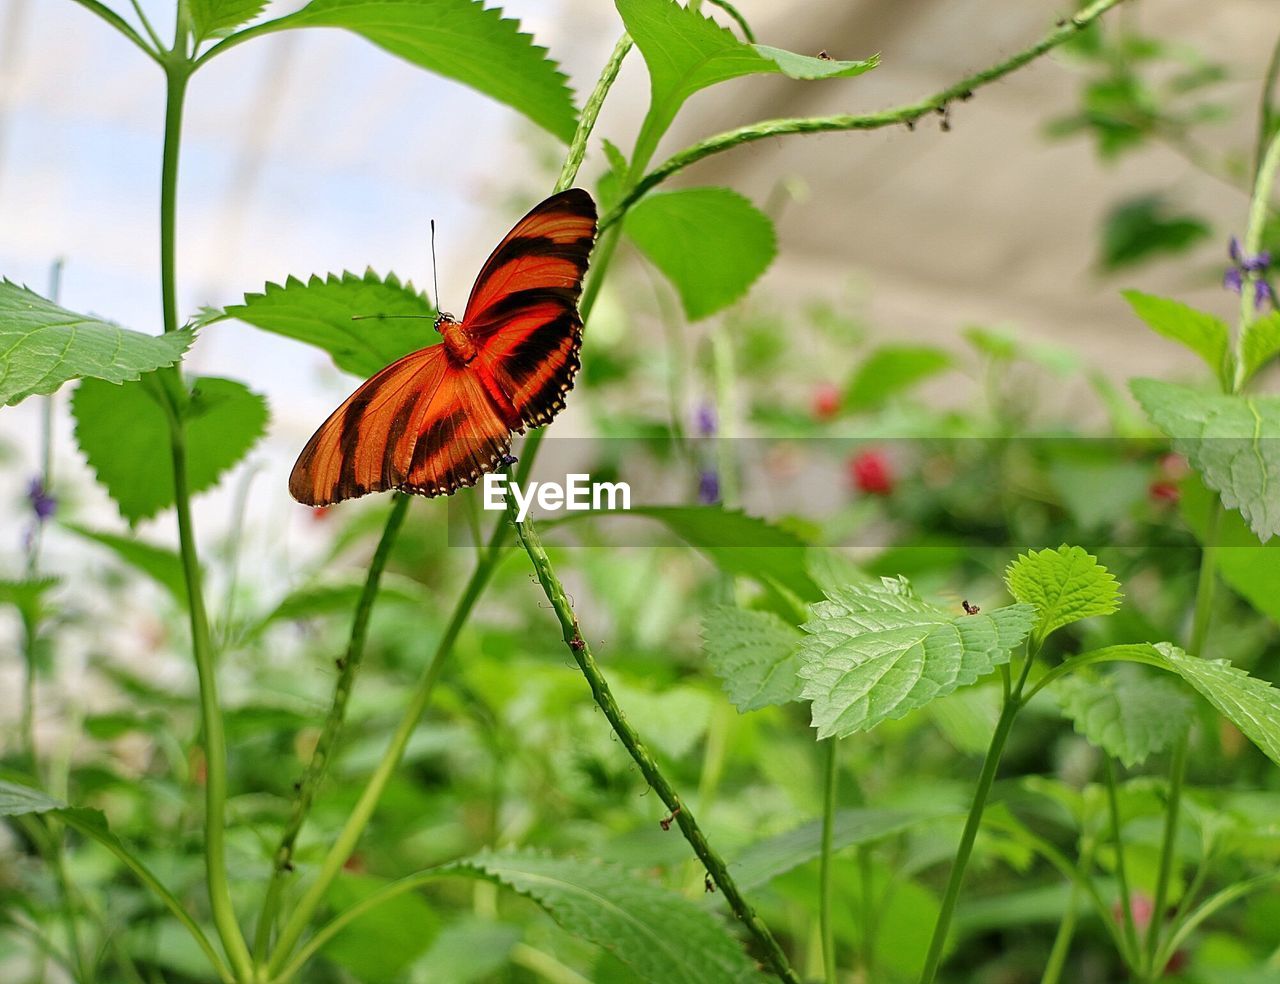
top-left (335, 657), bottom-right (346, 671)
top-left (816, 49), bottom-right (832, 60)
top-left (660, 805), bottom-right (682, 831)
top-left (704, 872), bottom-right (716, 893)
top-left (569, 636), bottom-right (585, 652)
top-left (962, 599), bottom-right (981, 615)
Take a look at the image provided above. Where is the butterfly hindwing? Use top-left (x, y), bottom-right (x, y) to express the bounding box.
top-left (398, 367), bottom-right (513, 496)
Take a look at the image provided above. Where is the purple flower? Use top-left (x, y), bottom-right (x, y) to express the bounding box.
top-left (694, 402), bottom-right (717, 438)
top-left (27, 477), bottom-right (56, 523)
top-left (697, 469), bottom-right (720, 505)
top-left (1224, 236), bottom-right (1273, 309)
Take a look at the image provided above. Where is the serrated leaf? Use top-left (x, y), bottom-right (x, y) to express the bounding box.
top-left (221, 270), bottom-right (436, 378)
top-left (1122, 290), bottom-right (1231, 388)
top-left (1004, 545), bottom-right (1121, 646)
top-left (0, 281), bottom-right (191, 407)
top-left (189, 0), bottom-right (267, 40)
top-left (0, 778), bottom-right (64, 816)
top-left (1055, 672), bottom-right (1193, 766)
top-left (0, 577), bottom-right (59, 625)
top-left (62, 524), bottom-right (188, 606)
top-left (730, 807), bottom-right (952, 890)
top-left (73, 375), bottom-right (269, 524)
top-left (624, 188), bottom-right (775, 320)
top-left (1150, 643), bottom-right (1280, 766)
top-left (617, 0), bottom-right (876, 167)
top-left (701, 606), bottom-right (804, 711)
top-left (1242, 311), bottom-right (1280, 384)
top-left (450, 849), bottom-right (763, 984)
top-left (844, 345), bottom-right (952, 411)
top-left (1131, 378), bottom-right (1280, 541)
top-left (798, 578), bottom-right (1035, 738)
top-left (266, 0), bottom-right (577, 141)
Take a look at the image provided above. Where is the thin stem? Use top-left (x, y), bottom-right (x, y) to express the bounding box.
top-left (68, 0), bottom-right (161, 63)
top-left (160, 67), bottom-right (189, 335)
top-left (1255, 29), bottom-right (1280, 182)
top-left (253, 493), bottom-right (412, 959)
top-left (1041, 838), bottom-right (1093, 984)
top-left (505, 497), bottom-right (799, 984)
top-left (1105, 758), bottom-right (1141, 967)
top-left (710, 324), bottom-right (739, 509)
top-left (127, 0), bottom-right (166, 51)
top-left (705, 0), bottom-right (755, 42)
top-left (599, 0), bottom-right (1130, 231)
top-left (819, 739), bottom-right (838, 984)
top-left (1144, 735), bottom-right (1188, 978)
top-left (556, 33), bottom-right (632, 194)
top-left (1155, 872), bottom-right (1280, 972)
top-left (509, 943), bottom-right (596, 984)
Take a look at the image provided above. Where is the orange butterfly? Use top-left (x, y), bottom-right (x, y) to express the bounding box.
top-left (289, 189), bottom-right (598, 507)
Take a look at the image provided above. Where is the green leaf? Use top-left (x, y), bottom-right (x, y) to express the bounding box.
top-left (266, 0), bottom-right (578, 142)
top-left (1242, 310), bottom-right (1280, 384)
top-left (0, 280), bottom-right (191, 407)
top-left (1150, 643), bottom-right (1280, 766)
top-left (188, 0), bottom-right (267, 40)
top-left (62, 524), bottom-right (188, 606)
top-left (1131, 378), bottom-right (1280, 541)
top-left (844, 345), bottom-right (952, 411)
top-left (73, 375), bottom-right (269, 524)
top-left (255, 574), bottom-right (428, 630)
top-left (0, 778), bottom-right (64, 816)
top-left (1055, 672), bottom-right (1194, 766)
top-left (624, 188), bottom-right (775, 320)
top-left (322, 873), bottom-right (439, 980)
top-left (617, 0), bottom-right (877, 168)
top-left (730, 807), bottom-right (953, 890)
top-left (221, 270), bottom-right (436, 378)
top-left (1122, 290), bottom-right (1231, 388)
top-left (451, 849), bottom-right (763, 984)
top-left (798, 577), bottom-right (1035, 738)
top-left (701, 606), bottom-right (804, 712)
top-left (1180, 475), bottom-right (1280, 623)
top-left (0, 577), bottom-right (59, 625)
top-left (619, 506), bottom-right (823, 602)
top-left (607, 681), bottom-right (714, 760)
top-left (413, 918), bottom-right (521, 983)
top-left (1004, 545), bottom-right (1121, 646)
top-left (1100, 195), bottom-right (1210, 270)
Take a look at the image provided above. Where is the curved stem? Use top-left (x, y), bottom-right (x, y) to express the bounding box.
top-left (819, 739), bottom-right (838, 984)
top-left (505, 498), bottom-right (799, 983)
top-left (253, 493), bottom-right (411, 958)
top-left (599, 0), bottom-right (1130, 231)
top-left (68, 0), bottom-right (161, 63)
top-left (556, 34), bottom-right (631, 194)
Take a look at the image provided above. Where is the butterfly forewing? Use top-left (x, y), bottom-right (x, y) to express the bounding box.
top-left (289, 189), bottom-right (597, 507)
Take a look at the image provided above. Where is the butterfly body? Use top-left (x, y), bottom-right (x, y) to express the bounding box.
top-left (289, 189), bottom-right (597, 507)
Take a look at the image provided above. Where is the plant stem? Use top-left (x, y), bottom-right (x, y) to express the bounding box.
top-left (1105, 758), bottom-right (1141, 967)
top-left (919, 650), bottom-right (1034, 984)
top-left (68, 0), bottom-right (161, 62)
top-left (505, 497), bottom-right (800, 984)
top-left (556, 33), bottom-right (631, 194)
top-left (599, 0), bottom-right (1130, 231)
top-left (819, 738), bottom-right (838, 984)
top-left (253, 493), bottom-right (411, 959)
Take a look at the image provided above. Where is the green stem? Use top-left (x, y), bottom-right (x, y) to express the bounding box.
top-left (505, 497), bottom-right (799, 984)
top-left (1105, 758), bottom-right (1141, 968)
top-left (556, 33), bottom-right (632, 194)
top-left (1256, 30), bottom-right (1280, 183)
top-left (160, 67), bottom-right (189, 336)
top-left (599, 0), bottom-right (1130, 232)
top-left (1041, 838), bottom-right (1093, 984)
top-left (1144, 735), bottom-right (1188, 979)
top-left (253, 493), bottom-right (411, 959)
top-left (127, 0), bottom-right (166, 51)
top-left (68, 0), bottom-right (161, 62)
top-left (705, 0), bottom-right (755, 42)
top-left (819, 738), bottom-right (838, 984)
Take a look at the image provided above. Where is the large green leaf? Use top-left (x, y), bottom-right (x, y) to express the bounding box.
top-left (73, 375), bottom-right (269, 524)
top-left (0, 778), bottom-right (63, 816)
top-left (1241, 310), bottom-right (1280, 384)
top-left (1055, 672), bottom-right (1194, 767)
top-left (451, 850), bottom-right (763, 984)
top-left (799, 578), bottom-right (1034, 738)
top-left (1004, 545), bottom-right (1121, 647)
top-left (1122, 290), bottom-right (1231, 389)
top-left (701, 605), bottom-right (804, 712)
top-left (0, 281), bottom-right (191, 407)
top-left (844, 345), bottom-right (953, 412)
top-left (62, 524), bottom-right (188, 607)
top-left (1131, 378), bottom-right (1280, 541)
top-left (263, 0), bottom-right (578, 141)
top-left (616, 0), bottom-right (877, 167)
top-left (221, 270), bottom-right (435, 378)
top-left (189, 0), bottom-right (268, 40)
top-left (624, 188), bottom-right (775, 320)
top-left (1150, 643), bottom-right (1280, 766)
top-left (730, 807), bottom-right (953, 890)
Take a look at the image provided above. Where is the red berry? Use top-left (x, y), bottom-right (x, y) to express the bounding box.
top-left (849, 450), bottom-right (894, 496)
top-left (812, 382), bottom-right (841, 420)
top-left (1149, 480), bottom-right (1180, 504)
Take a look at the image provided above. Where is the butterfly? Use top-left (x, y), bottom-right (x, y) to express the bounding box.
top-left (289, 189), bottom-right (598, 507)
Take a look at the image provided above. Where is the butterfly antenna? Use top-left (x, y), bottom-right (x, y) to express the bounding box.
top-left (430, 218), bottom-right (441, 315)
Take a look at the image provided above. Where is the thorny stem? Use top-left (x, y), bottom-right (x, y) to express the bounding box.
top-left (599, 0), bottom-right (1131, 232)
top-left (253, 493), bottom-right (411, 959)
top-left (505, 496), bottom-right (800, 984)
top-left (556, 33), bottom-right (631, 194)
